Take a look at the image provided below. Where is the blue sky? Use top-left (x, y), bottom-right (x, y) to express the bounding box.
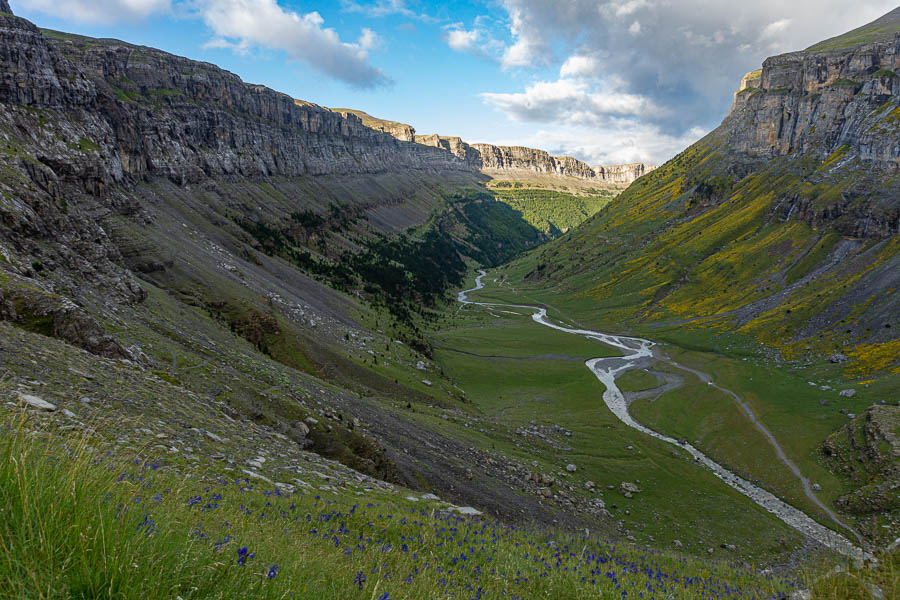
top-left (12, 1), bottom-right (900, 165)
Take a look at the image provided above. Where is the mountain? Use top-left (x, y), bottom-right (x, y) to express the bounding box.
top-left (0, 3), bottom-right (594, 527)
top-left (327, 108), bottom-right (652, 185)
top-left (594, 162), bottom-right (657, 185)
top-left (493, 7), bottom-right (900, 544)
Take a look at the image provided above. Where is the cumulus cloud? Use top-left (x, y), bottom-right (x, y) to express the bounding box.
top-left (482, 79), bottom-right (662, 128)
top-left (20, 0), bottom-right (390, 88)
top-left (443, 21), bottom-right (505, 59)
top-left (483, 0), bottom-right (899, 161)
top-left (199, 0), bottom-right (390, 88)
top-left (19, 0), bottom-right (170, 23)
top-left (521, 122), bottom-right (710, 167)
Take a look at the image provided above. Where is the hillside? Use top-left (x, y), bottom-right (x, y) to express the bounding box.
top-left (0, 1), bottom-right (898, 597)
top-left (485, 7), bottom-right (900, 548)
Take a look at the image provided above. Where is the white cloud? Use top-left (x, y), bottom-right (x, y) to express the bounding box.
top-left (20, 0), bottom-right (390, 87)
top-left (488, 0), bottom-right (899, 161)
top-left (358, 27), bottom-right (382, 51)
top-left (445, 27), bottom-right (480, 52)
top-left (560, 55), bottom-right (600, 78)
top-left (19, 0), bottom-right (170, 23)
top-left (482, 78), bottom-right (663, 128)
top-left (443, 19), bottom-right (506, 59)
top-left (199, 0), bottom-right (390, 88)
top-left (339, 0), bottom-right (435, 22)
top-left (519, 122), bottom-right (708, 166)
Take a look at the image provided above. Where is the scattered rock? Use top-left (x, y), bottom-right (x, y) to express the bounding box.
top-left (839, 389), bottom-right (857, 398)
top-left (304, 417), bottom-right (318, 427)
top-left (620, 482), bottom-right (641, 497)
top-left (673, 539), bottom-right (683, 548)
top-left (866, 583), bottom-right (885, 600)
top-left (789, 590), bottom-right (812, 600)
top-left (829, 353), bottom-right (849, 364)
top-left (565, 463), bottom-right (577, 473)
top-left (811, 483), bottom-right (822, 491)
top-left (421, 493), bottom-right (440, 501)
top-left (18, 394), bottom-right (56, 411)
top-left (452, 506), bottom-right (483, 516)
top-left (584, 480), bottom-right (595, 490)
top-left (421, 380), bottom-right (433, 387)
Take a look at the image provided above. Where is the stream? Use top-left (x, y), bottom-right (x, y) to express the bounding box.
top-left (458, 270), bottom-right (871, 563)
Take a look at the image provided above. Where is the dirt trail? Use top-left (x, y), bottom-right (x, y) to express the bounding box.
top-left (459, 270), bottom-right (871, 563)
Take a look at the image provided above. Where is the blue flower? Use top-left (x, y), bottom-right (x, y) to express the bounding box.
top-left (236, 546), bottom-right (254, 566)
top-left (267, 564), bottom-right (278, 579)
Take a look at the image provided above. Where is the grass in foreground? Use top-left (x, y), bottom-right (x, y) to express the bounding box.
top-left (0, 413), bottom-right (809, 599)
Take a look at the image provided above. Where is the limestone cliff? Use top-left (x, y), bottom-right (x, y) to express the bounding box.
top-left (721, 10), bottom-right (900, 237)
top-left (329, 108), bottom-right (416, 142)
top-left (593, 163), bottom-right (657, 185)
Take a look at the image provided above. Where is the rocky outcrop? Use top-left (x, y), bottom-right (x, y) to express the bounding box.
top-left (710, 17), bottom-right (900, 238)
top-left (0, 14), bottom-right (476, 185)
top-left (594, 163), bottom-right (657, 185)
top-left (471, 144), bottom-right (597, 179)
top-left (329, 108), bottom-right (416, 142)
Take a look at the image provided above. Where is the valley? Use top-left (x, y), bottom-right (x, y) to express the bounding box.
top-left (0, 1), bottom-right (898, 598)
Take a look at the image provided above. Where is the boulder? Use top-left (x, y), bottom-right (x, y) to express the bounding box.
top-left (19, 394), bottom-right (56, 411)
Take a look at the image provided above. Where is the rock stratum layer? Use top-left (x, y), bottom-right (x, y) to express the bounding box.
top-left (593, 163), bottom-right (657, 185)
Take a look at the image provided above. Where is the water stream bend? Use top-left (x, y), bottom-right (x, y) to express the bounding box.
top-left (458, 270), bottom-right (870, 562)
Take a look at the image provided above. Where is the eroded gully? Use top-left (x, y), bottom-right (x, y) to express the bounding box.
top-left (458, 270), bottom-right (871, 563)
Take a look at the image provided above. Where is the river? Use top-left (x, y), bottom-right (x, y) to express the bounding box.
top-left (458, 270), bottom-right (870, 563)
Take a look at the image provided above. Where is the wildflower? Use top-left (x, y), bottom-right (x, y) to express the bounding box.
top-left (354, 572), bottom-right (366, 590)
top-left (236, 546), bottom-right (254, 566)
top-left (267, 565), bottom-right (278, 579)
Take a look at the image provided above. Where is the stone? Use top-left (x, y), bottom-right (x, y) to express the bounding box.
top-left (304, 417), bottom-right (318, 427)
top-left (811, 483), bottom-right (822, 491)
top-left (206, 431), bottom-right (224, 443)
top-left (584, 480), bottom-right (595, 490)
top-left (416, 361), bottom-right (427, 371)
top-left (829, 353), bottom-right (849, 364)
top-left (673, 539), bottom-right (683, 548)
top-left (421, 493), bottom-right (440, 501)
top-left (539, 487), bottom-right (553, 498)
top-left (61, 409), bottom-right (77, 418)
top-left (789, 591), bottom-right (812, 600)
top-left (421, 380), bottom-right (432, 387)
top-left (19, 394), bottom-right (56, 411)
top-left (452, 506), bottom-right (483, 516)
top-left (294, 421), bottom-right (310, 436)
top-left (839, 389), bottom-right (857, 398)
top-left (565, 463), bottom-right (577, 472)
top-left (866, 583), bottom-right (885, 600)
top-left (620, 482), bottom-right (642, 495)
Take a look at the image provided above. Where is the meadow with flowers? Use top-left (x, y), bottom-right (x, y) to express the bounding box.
top-left (1, 412), bottom-right (839, 600)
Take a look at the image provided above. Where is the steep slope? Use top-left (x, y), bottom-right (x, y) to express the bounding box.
top-left (511, 11), bottom-right (900, 369)
top-left (0, 5), bottom-right (599, 533)
top-left (484, 9), bottom-right (900, 545)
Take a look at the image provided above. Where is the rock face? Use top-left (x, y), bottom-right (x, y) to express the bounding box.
top-left (722, 16), bottom-right (900, 237)
top-left (329, 108), bottom-right (416, 142)
top-left (0, 14), bottom-right (474, 184)
top-left (0, 1), bottom-right (11, 14)
top-left (594, 163), bottom-right (657, 185)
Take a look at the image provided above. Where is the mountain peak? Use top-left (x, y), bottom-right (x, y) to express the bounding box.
top-left (807, 6), bottom-right (900, 52)
top-left (0, 1), bottom-right (12, 15)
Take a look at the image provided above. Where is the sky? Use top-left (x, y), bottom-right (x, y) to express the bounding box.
top-left (12, 0), bottom-right (900, 166)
